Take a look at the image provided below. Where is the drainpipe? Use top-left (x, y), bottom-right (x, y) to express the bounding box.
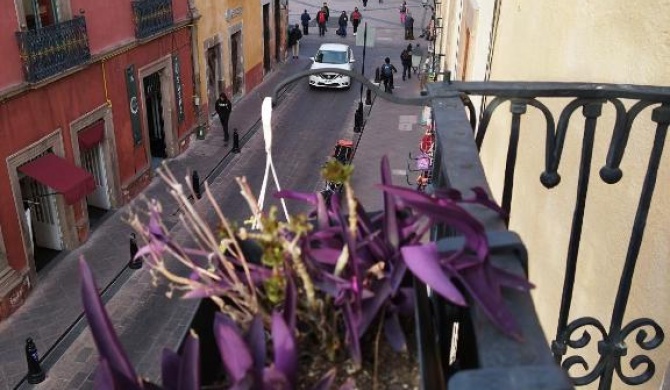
top-left (187, 0), bottom-right (205, 139)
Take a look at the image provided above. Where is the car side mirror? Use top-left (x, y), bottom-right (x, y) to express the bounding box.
top-left (350, 59), bottom-right (356, 63)
top-left (310, 56), bottom-right (315, 61)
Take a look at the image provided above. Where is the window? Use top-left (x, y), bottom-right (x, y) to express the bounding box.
top-left (18, 0), bottom-right (71, 30)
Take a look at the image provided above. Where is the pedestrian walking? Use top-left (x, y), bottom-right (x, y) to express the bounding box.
top-left (323, 2), bottom-right (330, 22)
top-left (351, 7), bottom-right (362, 36)
top-left (399, 1), bottom-right (407, 24)
top-left (337, 11), bottom-right (349, 38)
top-left (363, 0), bottom-right (368, 7)
top-left (288, 24), bottom-right (303, 59)
top-left (404, 12), bottom-right (415, 40)
top-left (400, 44), bottom-right (413, 80)
top-left (412, 43), bottom-right (424, 74)
top-left (301, 10), bottom-right (311, 35)
top-left (380, 57), bottom-right (398, 93)
top-left (317, 8), bottom-right (327, 36)
top-left (215, 92), bottom-right (232, 143)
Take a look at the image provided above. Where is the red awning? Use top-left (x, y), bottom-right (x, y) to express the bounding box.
top-left (18, 153), bottom-right (96, 205)
top-left (78, 120), bottom-right (105, 151)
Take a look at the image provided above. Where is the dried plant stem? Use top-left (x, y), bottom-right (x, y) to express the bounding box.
top-left (373, 307), bottom-right (386, 390)
top-left (287, 236), bottom-right (316, 307)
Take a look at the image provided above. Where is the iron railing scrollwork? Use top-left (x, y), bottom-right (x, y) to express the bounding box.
top-left (132, 0), bottom-right (174, 39)
top-left (446, 81), bottom-right (669, 389)
top-left (15, 16), bottom-right (91, 83)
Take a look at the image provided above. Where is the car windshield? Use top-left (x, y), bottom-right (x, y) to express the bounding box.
top-left (315, 50), bottom-right (348, 64)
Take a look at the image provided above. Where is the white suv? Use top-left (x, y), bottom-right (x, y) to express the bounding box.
top-left (309, 43), bottom-right (355, 89)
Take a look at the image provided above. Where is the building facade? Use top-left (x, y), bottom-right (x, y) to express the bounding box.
top-left (0, 0), bottom-right (198, 320)
top-left (192, 0), bottom-right (287, 126)
top-left (435, 0), bottom-right (669, 388)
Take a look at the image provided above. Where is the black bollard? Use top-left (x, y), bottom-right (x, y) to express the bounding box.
top-left (374, 67), bottom-right (380, 83)
top-left (365, 88), bottom-right (372, 105)
top-left (128, 232), bottom-right (142, 269)
top-left (232, 128), bottom-right (241, 154)
top-left (191, 170), bottom-right (201, 199)
top-left (354, 102), bottom-right (364, 133)
top-left (25, 338), bottom-right (45, 384)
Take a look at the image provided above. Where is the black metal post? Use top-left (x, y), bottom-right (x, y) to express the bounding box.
top-left (232, 128), bottom-right (241, 154)
top-left (192, 170), bottom-right (201, 199)
top-left (128, 232), bottom-right (142, 269)
top-left (355, 23), bottom-right (368, 134)
top-left (374, 67), bottom-right (380, 83)
top-left (25, 338), bottom-right (45, 384)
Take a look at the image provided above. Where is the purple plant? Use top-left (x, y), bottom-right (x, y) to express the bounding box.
top-left (81, 155), bottom-right (532, 388)
top-left (80, 258), bottom-right (352, 389)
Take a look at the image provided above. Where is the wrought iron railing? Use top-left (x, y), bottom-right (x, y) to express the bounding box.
top-left (269, 70), bottom-right (667, 389)
top-left (132, 0), bottom-right (174, 39)
top-left (15, 16), bottom-right (91, 83)
top-left (429, 81), bottom-right (669, 389)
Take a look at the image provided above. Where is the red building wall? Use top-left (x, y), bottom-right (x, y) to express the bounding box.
top-left (0, 10), bottom-right (196, 273)
top-left (0, 64), bottom-right (106, 268)
top-left (0, 0), bottom-right (33, 90)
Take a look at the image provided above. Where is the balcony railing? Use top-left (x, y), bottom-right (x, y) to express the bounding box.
top-left (132, 0), bottom-right (174, 39)
top-left (15, 16), bottom-right (91, 83)
top-left (269, 70), bottom-right (667, 389)
top-left (425, 81), bottom-right (669, 389)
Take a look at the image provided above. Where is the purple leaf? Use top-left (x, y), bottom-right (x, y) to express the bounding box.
top-left (275, 189), bottom-right (318, 205)
top-left (311, 368), bottom-right (337, 390)
top-left (359, 281), bottom-right (392, 336)
top-left (262, 366), bottom-right (291, 389)
top-left (79, 258), bottom-right (139, 385)
top-left (271, 311), bottom-right (297, 386)
top-left (455, 264), bottom-right (523, 340)
top-left (338, 378), bottom-right (357, 390)
top-left (343, 302), bottom-right (362, 366)
top-left (177, 333), bottom-right (200, 390)
top-left (383, 313), bottom-right (407, 352)
top-left (214, 312), bottom-right (253, 384)
top-left (400, 244), bottom-right (467, 306)
top-left (161, 348), bottom-right (179, 389)
top-left (245, 315), bottom-right (266, 386)
top-left (94, 358), bottom-right (143, 390)
top-left (380, 156), bottom-right (399, 248)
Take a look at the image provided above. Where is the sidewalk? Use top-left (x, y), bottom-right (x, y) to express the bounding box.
top-left (0, 1), bottom-right (434, 388)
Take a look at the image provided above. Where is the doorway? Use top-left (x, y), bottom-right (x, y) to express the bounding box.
top-left (263, 4), bottom-right (271, 74)
top-left (206, 44), bottom-right (222, 117)
top-left (20, 174), bottom-right (63, 272)
top-left (81, 142), bottom-right (111, 228)
top-left (143, 72), bottom-right (166, 168)
top-left (274, 0), bottom-right (281, 62)
top-left (230, 31), bottom-right (244, 97)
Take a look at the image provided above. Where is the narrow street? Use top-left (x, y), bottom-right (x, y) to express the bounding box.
top-left (1, 1), bottom-right (433, 388)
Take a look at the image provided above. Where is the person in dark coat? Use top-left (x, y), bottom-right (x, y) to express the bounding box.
top-left (215, 93), bottom-right (232, 143)
top-left (380, 57), bottom-right (398, 93)
top-left (400, 44), bottom-right (413, 80)
top-left (337, 11), bottom-right (349, 37)
top-left (363, 0), bottom-right (368, 7)
top-left (301, 10), bottom-right (311, 35)
top-left (288, 24), bottom-right (303, 59)
top-left (404, 12), bottom-right (415, 40)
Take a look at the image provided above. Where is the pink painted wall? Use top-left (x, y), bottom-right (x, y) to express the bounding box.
top-left (0, 0), bottom-right (29, 90)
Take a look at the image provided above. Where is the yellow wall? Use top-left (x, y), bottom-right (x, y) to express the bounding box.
top-left (439, 1), bottom-right (670, 388)
top-left (192, 0), bottom-right (278, 113)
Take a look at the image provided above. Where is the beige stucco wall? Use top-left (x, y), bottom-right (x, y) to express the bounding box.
top-left (438, 0), bottom-right (670, 388)
top-left (192, 0), bottom-right (270, 111)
